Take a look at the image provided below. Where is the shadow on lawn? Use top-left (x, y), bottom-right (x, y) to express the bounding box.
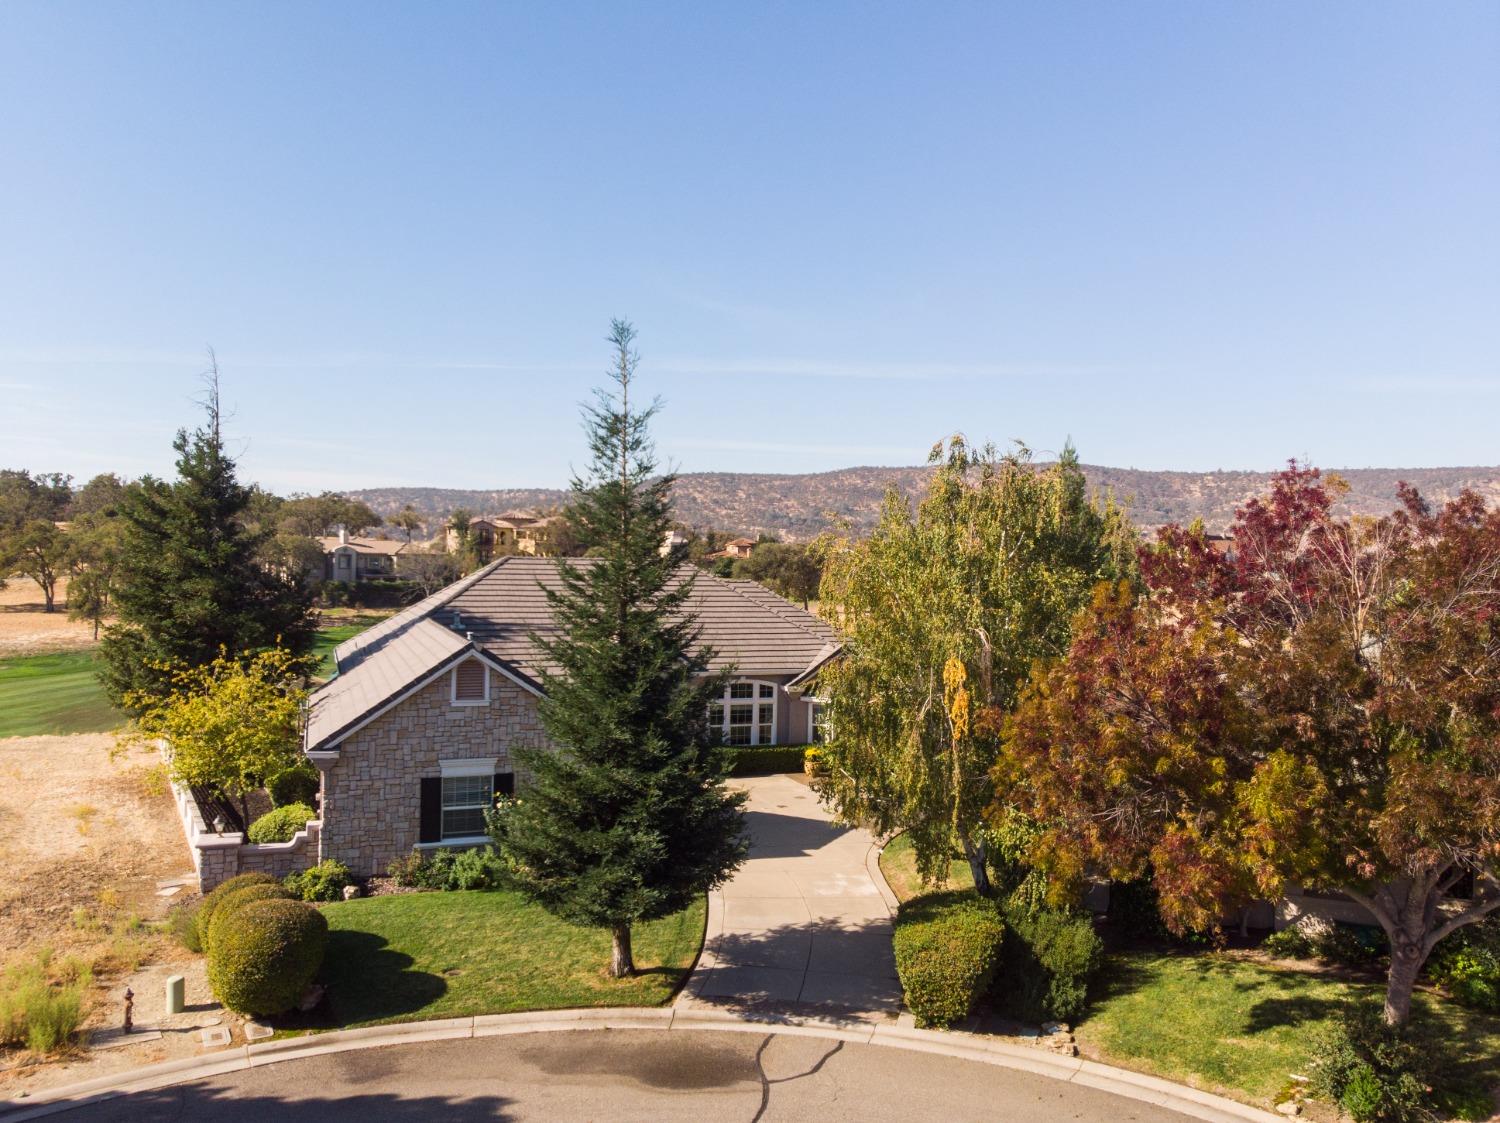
top-left (278, 930), bottom-right (449, 1030)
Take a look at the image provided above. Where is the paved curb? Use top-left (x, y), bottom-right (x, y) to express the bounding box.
top-left (1, 1006), bottom-right (1283, 1123)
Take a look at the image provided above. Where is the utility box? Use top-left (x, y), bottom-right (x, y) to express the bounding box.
top-left (165, 975), bottom-right (185, 1015)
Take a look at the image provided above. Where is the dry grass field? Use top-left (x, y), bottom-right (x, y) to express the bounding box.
top-left (0, 735), bottom-right (191, 959)
top-left (0, 577), bottom-right (97, 656)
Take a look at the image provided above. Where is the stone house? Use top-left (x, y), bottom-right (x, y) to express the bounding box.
top-left (301, 556), bottom-right (839, 877)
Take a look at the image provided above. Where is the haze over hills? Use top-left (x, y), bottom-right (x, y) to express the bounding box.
top-left (348, 464), bottom-right (1500, 542)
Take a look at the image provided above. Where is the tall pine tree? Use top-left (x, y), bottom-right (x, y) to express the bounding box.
top-left (497, 320), bottom-right (747, 976)
top-left (99, 368), bottom-right (314, 709)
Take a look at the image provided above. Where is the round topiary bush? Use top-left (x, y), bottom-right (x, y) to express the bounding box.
top-left (194, 872), bottom-right (281, 949)
top-left (893, 894), bottom-right (1006, 1027)
top-left (206, 898), bottom-right (328, 1016)
top-left (267, 764), bottom-right (320, 809)
top-left (204, 882), bottom-right (296, 952)
top-left (247, 802), bottom-right (317, 844)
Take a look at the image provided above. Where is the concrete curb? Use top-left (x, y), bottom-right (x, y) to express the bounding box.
top-left (1, 1006), bottom-right (1283, 1123)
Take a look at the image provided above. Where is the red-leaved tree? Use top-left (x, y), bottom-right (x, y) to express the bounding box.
top-left (1001, 464), bottom-right (1500, 1024)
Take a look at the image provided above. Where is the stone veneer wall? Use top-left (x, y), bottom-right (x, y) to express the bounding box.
top-left (317, 665), bottom-right (551, 877)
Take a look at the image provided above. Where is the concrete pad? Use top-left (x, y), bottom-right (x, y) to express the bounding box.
top-left (710, 926), bottom-right (812, 970)
top-left (798, 970), bottom-right (903, 1011)
top-left (721, 896), bottom-right (812, 928)
top-left (695, 964), bottom-right (805, 1004)
top-left (808, 929), bottom-right (897, 978)
top-left (789, 871), bottom-right (883, 898)
top-left (803, 896), bottom-right (893, 923)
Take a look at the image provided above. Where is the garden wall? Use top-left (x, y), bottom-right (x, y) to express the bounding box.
top-left (160, 741), bottom-right (319, 892)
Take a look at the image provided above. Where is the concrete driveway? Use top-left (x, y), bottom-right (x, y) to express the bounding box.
top-left (679, 773), bottom-right (902, 1019)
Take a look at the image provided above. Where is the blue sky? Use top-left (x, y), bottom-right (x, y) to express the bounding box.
top-left (1, 2), bottom-right (1496, 493)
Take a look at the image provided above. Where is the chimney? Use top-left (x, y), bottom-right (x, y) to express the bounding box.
top-left (338, 526), bottom-right (347, 546)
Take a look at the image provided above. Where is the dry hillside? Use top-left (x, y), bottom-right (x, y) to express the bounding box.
top-left (349, 464), bottom-right (1500, 542)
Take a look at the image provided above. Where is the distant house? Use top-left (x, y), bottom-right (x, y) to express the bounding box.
top-left (318, 529), bottom-right (412, 584)
top-left (445, 513), bottom-right (558, 557)
top-left (707, 537), bottom-right (756, 561)
top-left (300, 557), bottom-right (839, 875)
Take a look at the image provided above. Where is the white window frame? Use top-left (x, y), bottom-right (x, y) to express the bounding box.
top-left (432, 757), bottom-right (497, 845)
top-left (807, 697), bottom-right (830, 744)
top-left (709, 679), bottom-right (778, 746)
top-left (450, 660), bottom-right (490, 706)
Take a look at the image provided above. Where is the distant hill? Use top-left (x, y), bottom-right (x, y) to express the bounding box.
top-left (348, 464), bottom-right (1500, 542)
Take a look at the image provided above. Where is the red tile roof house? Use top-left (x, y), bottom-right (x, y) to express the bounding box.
top-left (294, 556), bottom-right (839, 880)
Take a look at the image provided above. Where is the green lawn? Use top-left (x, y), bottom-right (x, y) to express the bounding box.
top-left (0, 650), bottom-right (121, 737)
top-left (311, 615), bottom-right (389, 679)
top-left (879, 835), bottom-right (1499, 1116)
top-left (878, 832), bottom-right (974, 903)
top-left (305, 889), bottom-right (706, 1028)
top-left (1077, 950), bottom-right (1500, 1115)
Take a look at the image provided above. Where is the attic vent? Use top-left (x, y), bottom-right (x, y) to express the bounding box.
top-left (453, 660), bottom-right (486, 702)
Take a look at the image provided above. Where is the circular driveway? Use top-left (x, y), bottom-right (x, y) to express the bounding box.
top-left (47, 1029), bottom-right (1198, 1122)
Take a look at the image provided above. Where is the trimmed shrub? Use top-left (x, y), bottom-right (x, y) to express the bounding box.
top-left (285, 859), bottom-right (354, 902)
top-left (204, 883), bottom-right (296, 952)
top-left (729, 745), bottom-right (808, 776)
top-left (994, 904), bottom-right (1103, 1023)
top-left (267, 764), bottom-right (320, 809)
top-left (893, 893), bottom-right (1006, 1027)
top-left (1308, 1004), bottom-right (1437, 1123)
top-left (206, 898), bottom-right (328, 1016)
top-left (194, 872), bottom-right (281, 948)
top-left (247, 802), bottom-right (317, 844)
top-left (1263, 918), bottom-right (1387, 970)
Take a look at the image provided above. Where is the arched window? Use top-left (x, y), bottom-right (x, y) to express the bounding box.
top-left (708, 680), bottom-right (777, 746)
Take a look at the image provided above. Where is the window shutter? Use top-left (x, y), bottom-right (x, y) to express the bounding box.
top-left (494, 772), bottom-right (515, 797)
top-left (418, 777), bottom-right (442, 843)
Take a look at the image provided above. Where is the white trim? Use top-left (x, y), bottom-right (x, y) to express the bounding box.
top-left (306, 646), bottom-right (542, 751)
top-left (450, 659), bottom-right (490, 706)
top-left (415, 835), bottom-right (489, 850)
top-left (709, 678), bottom-right (779, 746)
top-left (439, 757), bottom-right (498, 778)
top-left (806, 697), bottom-right (829, 744)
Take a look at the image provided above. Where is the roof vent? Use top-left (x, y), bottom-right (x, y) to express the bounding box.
top-left (451, 610), bottom-right (463, 632)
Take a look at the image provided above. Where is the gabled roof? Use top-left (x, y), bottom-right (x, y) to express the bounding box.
top-left (304, 557), bottom-right (840, 751)
top-left (316, 536), bottom-right (409, 556)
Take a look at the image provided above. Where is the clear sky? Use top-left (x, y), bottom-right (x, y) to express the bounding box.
top-left (1, 2), bottom-right (1496, 494)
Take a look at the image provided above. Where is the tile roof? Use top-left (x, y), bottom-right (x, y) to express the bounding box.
top-left (304, 557), bottom-right (839, 750)
top-left (316, 536), bottom-right (410, 555)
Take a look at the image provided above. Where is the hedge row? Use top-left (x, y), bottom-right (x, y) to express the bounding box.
top-left (892, 893), bottom-right (1006, 1027)
top-left (729, 745), bottom-right (812, 776)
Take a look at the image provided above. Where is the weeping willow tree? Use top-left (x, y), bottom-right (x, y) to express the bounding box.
top-left (815, 437), bottom-right (1134, 895)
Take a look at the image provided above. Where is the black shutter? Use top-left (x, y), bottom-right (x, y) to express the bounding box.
top-left (418, 777), bottom-right (442, 843)
top-left (494, 771), bottom-right (515, 797)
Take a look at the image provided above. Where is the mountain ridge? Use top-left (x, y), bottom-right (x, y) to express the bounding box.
top-left (347, 463), bottom-right (1500, 541)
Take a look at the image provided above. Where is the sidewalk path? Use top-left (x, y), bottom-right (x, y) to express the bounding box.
top-left (678, 773), bottom-right (903, 1020)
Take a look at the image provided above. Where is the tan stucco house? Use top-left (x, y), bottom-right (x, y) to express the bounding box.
top-left (301, 556), bottom-right (838, 877)
top-left (443, 513), bottom-right (559, 558)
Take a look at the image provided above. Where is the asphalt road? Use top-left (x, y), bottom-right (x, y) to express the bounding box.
top-left (48, 1029), bottom-right (1198, 1122)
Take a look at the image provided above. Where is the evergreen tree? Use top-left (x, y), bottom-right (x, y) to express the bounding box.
top-left (496, 320), bottom-right (747, 977)
top-left (99, 370), bottom-right (314, 709)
